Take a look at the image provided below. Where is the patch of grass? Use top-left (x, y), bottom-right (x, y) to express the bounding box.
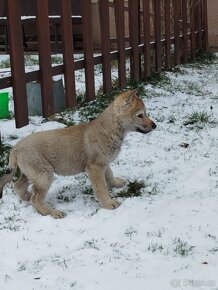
top-left (183, 110), bottom-right (215, 127)
top-left (0, 214), bottom-right (25, 231)
top-left (125, 227), bottom-right (137, 239)
top-left (173, 237), bottom-right (194, 256)
top-left (78, 87), bottom-right (122, 121)
top-left (147, 72), bottom-right (171, 87)
top-left (177, 80), bottom-right (210, 96)
top-left (126, 78), bottom-right (148, 96)
top-left (147, 242), bottom-right (164, 253)
top-left (0, 143), bottom-right (11, 178)
top-left (188, 50), bottom-right (218, 66)
top-left (0, 58), bottom-right (11, 68)
top-left (83, 186), bottom-right (94, 196)
top-left (51, 55), bottom-right (63, 64)
top-left (209, 247), bottom-right (218, 254)
top-left (82, 239), bottom-right (99, 250)
top-left (116, 180), bottom-right (145, 198)
top-left (24, 55), bottom-right (39, 66)
top-left (47, 111), bottom-right (75, 127)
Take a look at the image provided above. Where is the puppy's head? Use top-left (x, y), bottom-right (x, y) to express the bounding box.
top-left (113, 89), bottom-right (156, 134)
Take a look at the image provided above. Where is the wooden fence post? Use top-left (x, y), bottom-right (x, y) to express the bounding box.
top-left (154, 0), bottom-right (162, 72)
top-left (129, 0), bottom-right (140, 80)
top-left (7, 0), bottom-right (29, 128)
top-left (143, 0), bottom-right (151, 78)
top-left (114, 0), bottom-right (126, 88)
top-left (190, 0), bottom-right (196, 58)
top-left (99, 0), bottom-right (112, 93)
top-left (202, 0), bottom-right (208, 50)
top-left (165, 0), bottom-right (171, 70)
top-left (182, 0), bottom-right (188, 63)
top-left (60, 0), bottom-right (77, 107)
top-left (173, 0), bottom-right (181, 65)
top-left (81, 0), bottom-right (95, 101)
top-left (36, 0), bottom-right (54, 117)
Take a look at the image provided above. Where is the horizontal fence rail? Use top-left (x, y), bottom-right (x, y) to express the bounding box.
top-left (0, 0), bottom-right (208, 128)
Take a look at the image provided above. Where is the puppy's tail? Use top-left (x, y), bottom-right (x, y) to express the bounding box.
top-left (0, 149), bottom-right (17, 199)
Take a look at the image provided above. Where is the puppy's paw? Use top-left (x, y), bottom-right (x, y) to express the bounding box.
top-left (51, 210), bottom-right (66, 219)
top-left (101, 199), bottom-right (120, 210)
top-left (113, 177), bottom-right (127, 188)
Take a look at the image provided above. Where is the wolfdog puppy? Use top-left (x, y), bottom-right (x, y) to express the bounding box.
top-left (0, 89), bottom-right (156, 218)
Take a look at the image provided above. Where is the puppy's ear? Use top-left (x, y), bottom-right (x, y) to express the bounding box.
top-left (125, 89), bottom-right (139, 104)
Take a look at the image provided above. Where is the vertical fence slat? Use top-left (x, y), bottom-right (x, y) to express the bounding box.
top-left (7, 0), bottom-right (29, 128)
top-left (129, 0), bottom-right (140, 81)
top-left (197, 0), bottom-right (202, 49)
top-left (190, 0), bottom-right (196, 58)
top-left (99, 0), bottom-right (112, 93)
top-left (173, 0), bottom-right (180, 65)
top-left (182, 0), bottom-right (188, 63)
top-left (36, 0), bottom-right (54, 117)
top-left (60, 0), bottom-right (76, 108)
top-left (165, 0), bottom-right (171, 70)
top-left (154, 0), bottom-right (161, 73)
top-left (114, 0), bottom-right (126, 88)
top-left (202, 0), bottom-right (208, 50)
top-left (143, 0), bottom-right (151, 78)
top-left (81, 0), bottom-right (95, 101)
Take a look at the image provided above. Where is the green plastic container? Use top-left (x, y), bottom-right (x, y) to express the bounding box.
top-left (0, 92), bottom-right (9, 119)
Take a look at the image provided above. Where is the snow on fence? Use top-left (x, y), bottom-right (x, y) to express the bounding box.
top-left (0, 0), bottom-right (208, 128)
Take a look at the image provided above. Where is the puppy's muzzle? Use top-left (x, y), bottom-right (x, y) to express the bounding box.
top-left (151, 121), bottom-right (157, 129)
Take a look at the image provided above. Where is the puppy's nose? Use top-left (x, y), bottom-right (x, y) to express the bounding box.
top-left (152, 121), bottom-right (157, 129)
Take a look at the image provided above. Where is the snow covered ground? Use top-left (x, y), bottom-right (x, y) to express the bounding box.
top-left (1, 54), bottom-right (218, 290)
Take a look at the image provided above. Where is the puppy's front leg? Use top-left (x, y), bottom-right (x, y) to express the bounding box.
top-left (105, 165), bottom-right (127, 188)
top-left (86, 164), bottom-right (120, 209)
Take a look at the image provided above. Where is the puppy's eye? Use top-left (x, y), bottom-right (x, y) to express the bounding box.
top-left (136, 113), bottom-right (144, 119)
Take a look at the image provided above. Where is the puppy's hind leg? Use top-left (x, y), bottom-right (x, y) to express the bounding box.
top-left (30, 171), bottom-right (65, 219)
top-left (14, 173), bottom-right (32, 201)
top-left (21, 157), bottom-right (65, 219)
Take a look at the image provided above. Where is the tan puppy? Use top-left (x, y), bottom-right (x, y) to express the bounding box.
top-left (0, 89), bottom-right (156, 218)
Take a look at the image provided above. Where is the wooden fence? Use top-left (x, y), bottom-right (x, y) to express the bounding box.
top-left (0, 0), bottom-right (208, 128)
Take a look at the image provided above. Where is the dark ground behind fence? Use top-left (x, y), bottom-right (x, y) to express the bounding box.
top-left (0, 0), bottom-right (208, 128)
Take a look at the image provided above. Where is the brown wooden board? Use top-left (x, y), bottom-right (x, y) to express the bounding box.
top-left (202, 0), bottom-right (208, 50)
top-left (36, 0), bottom-right (54, 117)
top-left (154, 0), bottom-right (161, 72)
top-left (114, 0), bottom-right (126, 88)
top-left (165, 0), bottom-right (171, 69)
top-left (143, 0), bottom-right (151, 78)
top-left (7, 0), bottom-right (29, 128)
top-left (129, 0), bottom-right (140, 80)
top-left (181, 0), bottom-right (188, 63)
top-left (173, 0), bottom-right (181, 65)
top-left (81, 0), bottom-right (95, 101)
top-left (60, 0), bottom-right (77, 108)
top-left (99, 0), bottom-right (112, 93)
